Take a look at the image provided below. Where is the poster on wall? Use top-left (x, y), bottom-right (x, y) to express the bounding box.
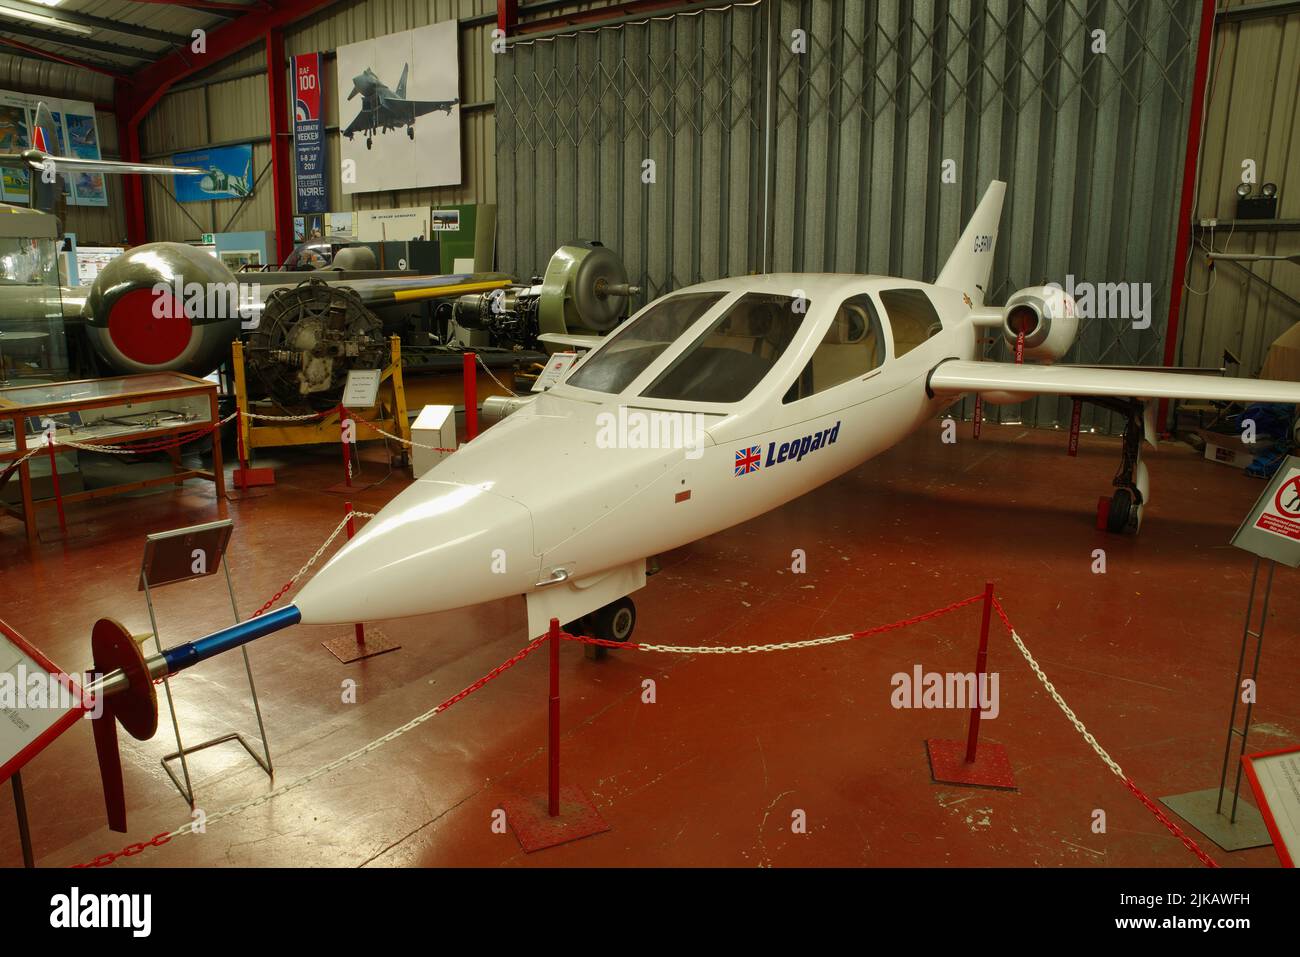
top-left (292, 52), bottom-right (327, 214)
top-left (0, 90), bottom-right (107, 206)
top-left (173, 144), bottom-right (254, 202)
top-left (63, 111), bottom-right (107, 206)
top-left (356, 207), bottom-right (430, 242)
top-left (335, 20), bottom-right (461, 195)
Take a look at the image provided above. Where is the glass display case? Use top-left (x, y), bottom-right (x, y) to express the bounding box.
top-left (0, 372), bottom-right (223, 543)
top-left (0, 206), bottom-right (67, 384)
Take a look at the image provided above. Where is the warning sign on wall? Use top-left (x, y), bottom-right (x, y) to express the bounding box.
top-left (1255, 468), bottom-right (1300, 541)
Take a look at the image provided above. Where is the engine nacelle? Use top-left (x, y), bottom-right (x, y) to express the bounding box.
top-left (1002, 285), bottom-right (1078, 363)
top-left (83, 242), bottom-right (243, 377)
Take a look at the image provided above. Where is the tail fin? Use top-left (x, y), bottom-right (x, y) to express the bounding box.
top-left (935, 180), bottom-right (1005, 305)
top-left (32, 102), bottom-right (62, 157)
top-left (29, 102), bottom-right (64, 216)
top-left (395, 64), bottom-right (409, 99)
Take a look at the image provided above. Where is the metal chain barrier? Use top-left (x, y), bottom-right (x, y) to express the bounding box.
top-left (561, 593), bottom-right (984, 654)
top-left (76, 632), bottom-right (549, 868)
top-left (242, 409), bottom-right (335, 422)
top-left (990, 597), bottom-right (1219, 868)
top-left (69, 534), bottom-right (1215, 869)
top-left (347, 410), bottom-right (456, 453)
top-left (475, 353), bottom-right (519, 398)
top-left (54, 410), bottom-right (239, 456)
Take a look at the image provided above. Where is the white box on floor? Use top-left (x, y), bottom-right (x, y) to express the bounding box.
top-left (412, 404), bottom-right (456, 476)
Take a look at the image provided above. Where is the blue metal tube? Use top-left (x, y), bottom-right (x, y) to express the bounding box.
top-left (161, 605), bottom-right (302, 675)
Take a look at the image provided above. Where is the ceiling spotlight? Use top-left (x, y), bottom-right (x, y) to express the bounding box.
top-left (1236, 182), bottom-right (1253, 199)
top-left (1261, 182), bottom-right (1278, 198)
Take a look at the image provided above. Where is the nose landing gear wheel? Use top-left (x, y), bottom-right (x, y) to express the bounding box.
top-left (574, 596), bottom-right (637, 661)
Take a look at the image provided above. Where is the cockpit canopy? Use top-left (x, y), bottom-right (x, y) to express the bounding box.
top-left (559, 279), bottom-right (946, 407)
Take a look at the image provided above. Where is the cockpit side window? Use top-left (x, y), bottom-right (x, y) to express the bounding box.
top-left (564, 291), bottom-right (725, 394)
top-left (879, 287), bottom-right (943, 357)
top-left (640, 293), bottom-right (807, 403)
top-left (783, 293), bottom-right (886, 404)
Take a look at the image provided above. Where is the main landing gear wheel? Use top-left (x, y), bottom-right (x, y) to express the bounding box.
top-left (575, 596), bottom-right (637, 661)
top-left (1083, 395), bottom-right (1147, 536)
top-left (365, 136), bottom-right (373, 150)
top-left (1106, 487), bottom-right (1136, 534)
top-left (407, 127), bottom-right (414, 140)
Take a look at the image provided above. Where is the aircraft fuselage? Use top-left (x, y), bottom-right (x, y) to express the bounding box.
top-left (294, 273), bottom-right (979, 627)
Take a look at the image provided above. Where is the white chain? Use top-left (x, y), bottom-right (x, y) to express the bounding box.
top-left (5, 445), bottom-right (46, 468)
top-left (159, 701), bottom-right (447, 844)
top-left (281, 510), bottom-right (375, 590)
top-left (476, 353), bottom-right (519, 398)
top-left (242, 409), bottom-right (331, 422)
top-left (51, 411), bottom-right (238, 455)
top-left (351, 417), bottom-right (455, 453)
top-left (1007, 627), bottom-right (1126, 780)
top-left (636, 633), bottom-right (858, 654)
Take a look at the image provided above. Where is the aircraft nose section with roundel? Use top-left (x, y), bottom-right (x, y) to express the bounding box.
top-left (293, 481), bottom-right (538, 625)
top-left (83, 241), bottom-right (242, 376)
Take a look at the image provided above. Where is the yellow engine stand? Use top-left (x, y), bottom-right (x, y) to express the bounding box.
top-left (231, 336), bottom-right (411, 461)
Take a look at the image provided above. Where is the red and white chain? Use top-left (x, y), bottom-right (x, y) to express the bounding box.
top-left (53, 410), bottom-right (239, 455)
top-left (78, 632), bottom-right (547, 867)
top-left (572, 594), bottom-right (984, 654)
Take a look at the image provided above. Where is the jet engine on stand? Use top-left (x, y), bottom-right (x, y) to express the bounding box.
top-left (447, 241), bottom-right (640, 352)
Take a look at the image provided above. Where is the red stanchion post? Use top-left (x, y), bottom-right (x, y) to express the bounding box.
top-left (345, 501), bottom-right (366, 646)
top-left (463, 352), bottom-right (478, 441)
top-left (338, 404), bottom-right (352, 488)
top-left (1068, 399), bottom-right (1082, 458)
top-left (964, 580), bottom-right (996, 763)
top-left (45, 435), bottom-right (67, 534)
top-left (548, 616), bottom-right (560, 817)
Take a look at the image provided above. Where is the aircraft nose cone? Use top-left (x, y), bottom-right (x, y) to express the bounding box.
top-left (293, 481), bottom-right (535, 625)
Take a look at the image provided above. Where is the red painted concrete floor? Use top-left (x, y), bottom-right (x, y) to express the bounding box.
top-left (1, 422), bottom-right (1296, 868)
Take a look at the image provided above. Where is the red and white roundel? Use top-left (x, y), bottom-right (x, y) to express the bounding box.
top-left (106, 288), bottom-right (192, 366)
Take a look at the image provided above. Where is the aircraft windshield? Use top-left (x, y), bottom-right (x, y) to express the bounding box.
top-left (640, 292), bottom-right (807, 403)
top-left (565, 291), bottom-right (725, 394)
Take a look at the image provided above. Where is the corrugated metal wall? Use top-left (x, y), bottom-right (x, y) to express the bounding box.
top-left (496, 0), bottom-right (1206, 431)
top-left (139, 0), bottom-right (502, 242)
top-left (1179, 1), bottom-right (1300, 379)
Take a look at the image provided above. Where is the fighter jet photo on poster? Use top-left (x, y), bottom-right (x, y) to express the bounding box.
top-left (336, 20), bottom-right (461, 194)
top-left (342, 65), bottom-right (457, 149)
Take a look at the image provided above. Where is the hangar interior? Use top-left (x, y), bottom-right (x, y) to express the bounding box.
top-left (0, 0), bottom-right (1297, 871)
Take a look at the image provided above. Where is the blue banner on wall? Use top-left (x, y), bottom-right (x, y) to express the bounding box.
top-left (173, 144), bottom-right (254, 202)
top-left (292, 53), bottom-right (327, 214)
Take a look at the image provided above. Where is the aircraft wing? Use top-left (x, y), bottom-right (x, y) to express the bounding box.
top-left (0, 152), bottom-right (202, 176)
top-left (343, 273), bottom-right (510, 305)
top-left (237, 273), bottom-right (512, 330)
top-left (379, 96), bottom-right (458, 121)
top-left (928, 359), bottom-right (1300, 405)
top-left (342, 110), bottom-right (369, 137)
top-left (537, 333), bottom-right (603, 349)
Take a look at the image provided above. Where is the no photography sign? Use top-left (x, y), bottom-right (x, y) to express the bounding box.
top-left (1233, 456), bottom-right (1300, 566)
top-left (1255, 468), bottom-right (1300, 541)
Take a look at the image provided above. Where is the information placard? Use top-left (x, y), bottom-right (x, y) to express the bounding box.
top-left (342, 369), bottom-right (382, 409)
top-left (1242, 746), bottom-right (1300, 868)
top-left (0, 618), bottom-right (84, 784)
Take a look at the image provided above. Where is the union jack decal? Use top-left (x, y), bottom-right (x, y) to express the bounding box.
top-left (734, 445), bottom-right (762, 476)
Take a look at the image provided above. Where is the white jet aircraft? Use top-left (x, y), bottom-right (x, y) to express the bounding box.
top-left (289, 180), bottom-right (1300, 648)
